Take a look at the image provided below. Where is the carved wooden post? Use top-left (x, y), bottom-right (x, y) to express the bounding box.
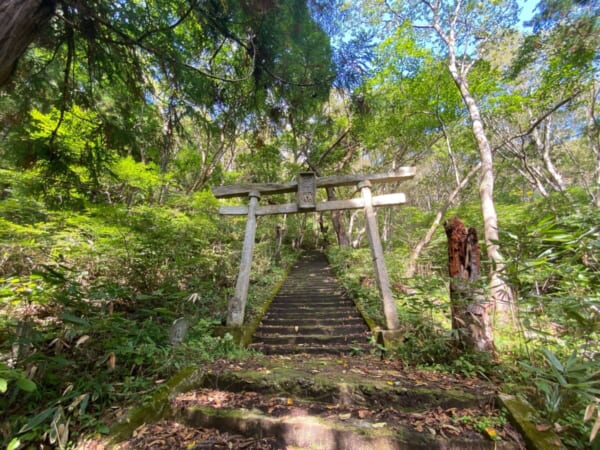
top-left (228, 190), bottom-right (261, 326)
top-left (359, 181), bottom-right (400, 330)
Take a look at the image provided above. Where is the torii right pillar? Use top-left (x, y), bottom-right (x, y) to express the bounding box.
top-left (359, 181), bottom-right (400, 330)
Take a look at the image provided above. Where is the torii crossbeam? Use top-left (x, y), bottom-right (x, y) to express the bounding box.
top-left (212, 167), bottom-right (416, 330)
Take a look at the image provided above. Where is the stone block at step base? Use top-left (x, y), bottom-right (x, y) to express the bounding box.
top-left (375, 328), bottom-right (404, 350)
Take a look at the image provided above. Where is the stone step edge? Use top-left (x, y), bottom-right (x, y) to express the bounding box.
top-left (253, 332), bottom-right (368, 340)
top-left (255, 326), bottom-right (368, 334)
top-left (175, 405), bottom-right (514, 450)
top-left (250, 344), bottom-right (370, 356)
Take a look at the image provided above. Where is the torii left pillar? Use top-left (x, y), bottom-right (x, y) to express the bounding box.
top-left (228, 190), bottom-right (260, 326)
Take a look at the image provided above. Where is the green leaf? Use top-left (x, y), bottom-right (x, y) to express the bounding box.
top-left (16, 378), bottom-right (36, 392)
top-left (7, 437), bottom-right (21, 450)
top-left (60, 312), bottom-right (90, 327)
top-left (79, 393), bottom-right (90, 416)
top-left (542, 348), bottom-right (564, 373)
top-left (0, 377), bottom-right (7, 393)
top-left (19, 407), bottom-right (56, 434)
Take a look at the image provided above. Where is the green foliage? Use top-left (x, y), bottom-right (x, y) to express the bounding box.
top-left (0, 363), bottom-right (36, 395)
top-left (327, 247), bottom-right (385, 327)
top-left (497, 192), bottom-right (600, 447)
top-left (0, 163), bottom-right (293, 448)
top-left (520, 349), bottom-right (600, 421)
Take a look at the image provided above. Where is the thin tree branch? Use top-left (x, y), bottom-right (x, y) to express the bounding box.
top-left (316, 126), bottom-right (351, 166)
top-left (492, 91), bottom-right (582, 151)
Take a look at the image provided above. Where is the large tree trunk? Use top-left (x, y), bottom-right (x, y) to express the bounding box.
top-left (0, 0), bottom-right (56, 87)
top-left (444, 217), bottom-right (495, 352)
top-left (447, 58), bottom-right (513, 321)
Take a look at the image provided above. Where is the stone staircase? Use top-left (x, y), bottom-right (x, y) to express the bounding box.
top-left (110, 252), bottom-right (531, 450)
top-left (251, 251), bottom-right (372, 355)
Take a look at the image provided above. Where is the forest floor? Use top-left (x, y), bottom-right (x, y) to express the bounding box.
top-left (82, 353), bottom-right (526, 449)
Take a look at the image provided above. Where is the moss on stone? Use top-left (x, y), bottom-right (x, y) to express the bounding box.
top-left (498, 393), bottom-right (565, 450)
top-left (106, 366), bottom-right (204, 446)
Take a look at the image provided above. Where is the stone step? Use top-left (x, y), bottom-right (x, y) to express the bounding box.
top-left (258, 317), bottom-right (366, 327)
top-left (195, 360), bottom-right (497, 412)
top-left (267, 303), bottom-right (358, 315)
top-left (175, 403), bottom-right (516, 449)
top-left (270, 295), bottom-right (350, 302)
top-left (249, 343), bottom-right (370, 355)
top-left (268, 301), bottom-right (355, 310)
top-left (260, 314), bottom-right (361, 323)
top-left (114, 353), bottom-right (525, 450)
top-left (275, 287), bottom-right (342, 294)
top-left (253, 333), bottom-right (368, 346)
top-left (266, 304), bottom-right (357, 313)
top-left (256, 324), bottom-right (368, 335)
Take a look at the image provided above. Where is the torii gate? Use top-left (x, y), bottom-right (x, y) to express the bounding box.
top-left (211, 167), bottom-right (416, 331)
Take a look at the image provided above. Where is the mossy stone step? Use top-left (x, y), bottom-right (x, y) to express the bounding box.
top-left (256, 324), bottom-right (368, 335)
top-left (262, 311), bottom-right (364, 321)
top-left (250, 343), bottom-right (370, 355)
top-left (199, 368), bottom-right (491, 411)
top-left (265, 304), bottom-right (358, 313)
top-left (175, 404), bottom-right (517, 450)
top-left (258, 317), bottom-right (366, 327)
top-left (253, 333), bottom-right (368, 346)
top-left (108, 355), bottom-right (526, 449)
top-left (268, 301), bottom-right (356, 309)
top-left (272, 292), bottom-right (349, 299)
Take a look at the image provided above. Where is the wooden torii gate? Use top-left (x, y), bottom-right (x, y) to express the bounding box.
top-left (211, 167), bottom-right (416, 330)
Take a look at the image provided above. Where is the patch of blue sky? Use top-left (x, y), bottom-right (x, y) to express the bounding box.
top-left (518, 0), bottom-right (537, 32)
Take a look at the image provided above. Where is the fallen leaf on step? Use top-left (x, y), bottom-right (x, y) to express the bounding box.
top-left (372, 422), bottom-right (387, 428)
top-left (357, 409), bottom-right (371, 419)
top-left (484, 426), bottom-right (498, 440)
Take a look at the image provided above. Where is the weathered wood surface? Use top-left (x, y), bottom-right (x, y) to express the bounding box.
top-left (296, 172), bottom-right (316, 209)
top-left (211, 167), bottom-right (416, 198)
top-left (228, 192), bottom-right (260, 327)
top-left (359, 181), bottom-right (399, 330)
top-left (444, 216), bottom-right (495, 352)
top-left (219, 193), bottom-right (407, 216)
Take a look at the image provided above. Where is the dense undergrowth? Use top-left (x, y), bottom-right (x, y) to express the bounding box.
top-left (328, 189), bottom-right (600, 449)
top-left (0, 170), bottom-right (299, 449)
top-left (1, 160), bottom-right (598, 450)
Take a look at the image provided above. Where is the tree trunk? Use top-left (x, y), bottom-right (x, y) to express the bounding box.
top-left (158, 100), bottom-right (176, 203)
top-left (448, 60), bottom-right (513, 320)
top-left (325, 188), bottom-right (350, 246)
top-left (405, 162), bottom-right (481, 278)
top-left (444, 217), bottom-right (495, 352)
top-left (586, 82), bottom-right (600, 208)
top-left (532, 117), bottom-right (566, 192)
top-left (0, 0), bottom-right (55, 87)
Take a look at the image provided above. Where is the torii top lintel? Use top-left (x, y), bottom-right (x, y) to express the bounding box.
top-left (211, 167), bottom-right (416, 199)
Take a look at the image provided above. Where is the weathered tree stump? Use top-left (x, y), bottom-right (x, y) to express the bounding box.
top-left (444, 216), bottom-right (495, 352)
